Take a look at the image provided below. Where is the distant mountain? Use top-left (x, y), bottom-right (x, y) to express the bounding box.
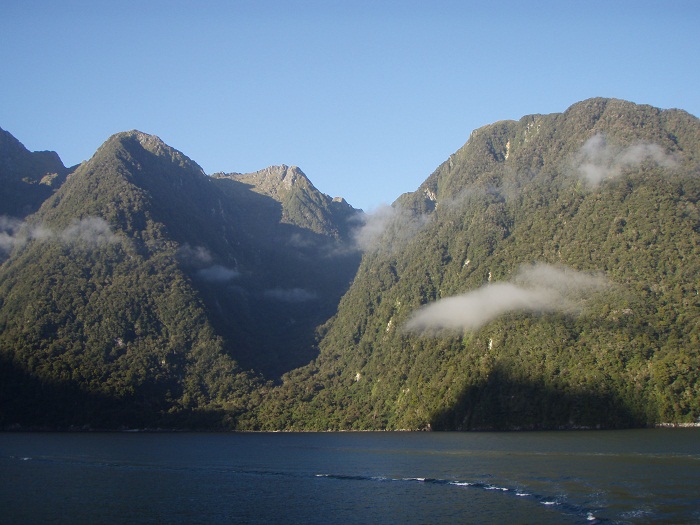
top-left (258, 98), bottom-right (700, 431)
top-left (0, 129), bottom-right (360, 429)
top-left (0, 127), bottom-right (69, 217)
top-left (214, 165), bottom-right (356, 237)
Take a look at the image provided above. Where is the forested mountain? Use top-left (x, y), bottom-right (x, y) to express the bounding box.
top-left (257, 98), bottom-right (700, 430)
top-left (0, 127), bottom-right (68, 218)
top-left (0, 129), bottom-right (360, 429)
top-left (1, 98), bottom-right (699, 431)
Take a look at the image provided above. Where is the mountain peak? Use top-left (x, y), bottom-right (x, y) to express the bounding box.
top-left (0, 127), bottom-right (67, 217)
top-left (219, 164), bottom-right (313, 200)
top-left (99, 130), bottom-right (206, 177)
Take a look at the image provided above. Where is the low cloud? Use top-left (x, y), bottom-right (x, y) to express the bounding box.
top-left (351, 204), bottom-right (430, 252)
top-left (263, 287), bottom-right (317, 302)
top-left (176, 244), bottom-right (240, 283)
top-left (60, 217), bottom-right (118, 246)
top-left (195, 264), bottom-right (240, 282)
top-left (287, 232), bottom-right (316, 249)
top-left (574, 134), bottom-right (677, 185)
top-left (404, 263), bottom-right (607, 334)
top-left (0, 215), bottom-right (117, 254)
top-left (176, 244), bottom-right (213, 266)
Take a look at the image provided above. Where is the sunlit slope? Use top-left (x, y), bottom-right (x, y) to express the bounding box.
top-left (260, 98), bottom-right (700, 430)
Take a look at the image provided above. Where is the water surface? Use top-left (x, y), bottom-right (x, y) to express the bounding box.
top-left (1, 429), bottom-right (699, 524)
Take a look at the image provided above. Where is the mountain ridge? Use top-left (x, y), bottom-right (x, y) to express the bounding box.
top-left (256, 97), bottom-right (700, 431)
top-left (1, 97), bottom-right (699, 430)
top-left (0, 126), bottom-right (69, 217)
top-left (0, 127), bottom-right (361, 429)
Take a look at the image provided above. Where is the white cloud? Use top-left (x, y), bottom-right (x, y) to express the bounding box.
top-left (176, 244), bottom-right (214, 265)
top-left (350, 204), bottom-right (430, 252)
top-left (195, 264), bottom-right (240, 282)
top-left (60, 217), bottom-right (118, 246)
top-left (574, 134), bottom-right (677, 185)
top-left (0, 215), bottom-right (117, 254)
top-left (404, 263), bottom-right (607, 334)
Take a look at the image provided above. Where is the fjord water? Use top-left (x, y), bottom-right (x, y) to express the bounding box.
top-left (2, 430), bottom-right (699, 524)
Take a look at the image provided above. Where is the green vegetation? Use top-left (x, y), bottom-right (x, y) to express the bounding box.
top-left (256, 99), bottom-right (700, 430)
top-left (1, 98), bottom-right (699, 430)
top-left (0, 130), bottom-right (359, 429)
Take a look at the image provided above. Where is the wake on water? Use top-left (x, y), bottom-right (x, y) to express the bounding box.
top-left (314, 472), bottom-right (605, 523)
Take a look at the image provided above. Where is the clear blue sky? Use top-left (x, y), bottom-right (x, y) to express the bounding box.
top-left (2, 0), bottom-right (698, 211)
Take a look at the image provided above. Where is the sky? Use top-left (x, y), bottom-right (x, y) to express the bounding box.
top-left (2, 1), bottom-right (699, 212)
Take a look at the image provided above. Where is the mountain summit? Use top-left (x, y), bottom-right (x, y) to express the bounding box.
top-left (0, 127), bottom-right (68, 217)
top-left (0, 128), bottom-right (361, 429)
top-left (1, 98), bottom-right (699, 431)
top-left (257, 98), bottom-right (700, 431)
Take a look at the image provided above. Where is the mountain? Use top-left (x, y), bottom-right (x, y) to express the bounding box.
top-left (0, 127), bottom-right (69, 217)
top-left (2, 98), bottom-right (699, 432)
top-left (214, 165), bottom-right (357, 238)
top-left (0, 129), bottom-right (360, 429)
top-left (257, 98), bottom-right (700, 430)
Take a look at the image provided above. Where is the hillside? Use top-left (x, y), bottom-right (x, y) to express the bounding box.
top-left (1, 98), bottom-right (699, 431)
top-left (257, 98), bottom-right (700, 430)
top-left (0, 130), bottom-right (360, 429)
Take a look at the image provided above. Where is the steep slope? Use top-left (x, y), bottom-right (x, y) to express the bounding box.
top-left (214, 165), bottom-right (358, 238)
top-left (207, 166), bottom-right (361, 376)
top-left (260, 99), bottom-right (700, 430)
top-left (0, 130), bottom-right (360, 429)
top-left (0, 131), bottom-right (253, 428)
top-left (0, 127), bottom-right (69, 217)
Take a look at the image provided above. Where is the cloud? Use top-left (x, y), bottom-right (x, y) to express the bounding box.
top-left (404, 263), bottom-right (607, 334)
top-left (351, 204), bottom-right (430, 252)
top-left (176, 244), bottom-right (240, 283)
top-left (287, 232), bottom-right (316, 249)
top-left (263, 287), bottom-right (317, 302)
top-left (195, 264), bottom-right (240, 282)
top-left (176, 244), bottom-right (214, 265)
top-left (60, 217), bottom-right (118, 246)
top-left (574, 134), bottom-right (677, 185)
top-left (0, 215), bottom-right (117, 254)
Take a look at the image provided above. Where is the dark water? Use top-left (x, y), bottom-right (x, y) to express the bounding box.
top-left (1, 429), bottom-right (699, 524)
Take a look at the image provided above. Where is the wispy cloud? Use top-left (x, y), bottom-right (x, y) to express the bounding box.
top-left (59, 217), bottom-right (118, 246)
top-left (350, 204), bottom-right (430, 252)
top-left (0, 215), bottom-right (117, 254)
top-left (573, 133), bottom-right (677, 185)
top-left (404, 263), bottom-right (607, 334)
top-left (195, 264), bottom-right (240, 282)
top-left (176, 243), bottom-right (214, 265)
top-left (176, 244), bottom-right (240, 283)
top-left (263, 287), bottom-right (317, 302)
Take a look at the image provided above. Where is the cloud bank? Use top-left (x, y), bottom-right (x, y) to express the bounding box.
top-left (404, 263), bottom-right (607, 334)
top-left (574, 134), bottom-right (677, 185)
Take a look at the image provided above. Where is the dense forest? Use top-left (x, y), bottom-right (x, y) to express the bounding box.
top-left (0, 129), bottom-right (360, 429)
top-left (1, 98), bottom-right (699, 430)
top-left (256, 98), bottom-right (700, 430)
